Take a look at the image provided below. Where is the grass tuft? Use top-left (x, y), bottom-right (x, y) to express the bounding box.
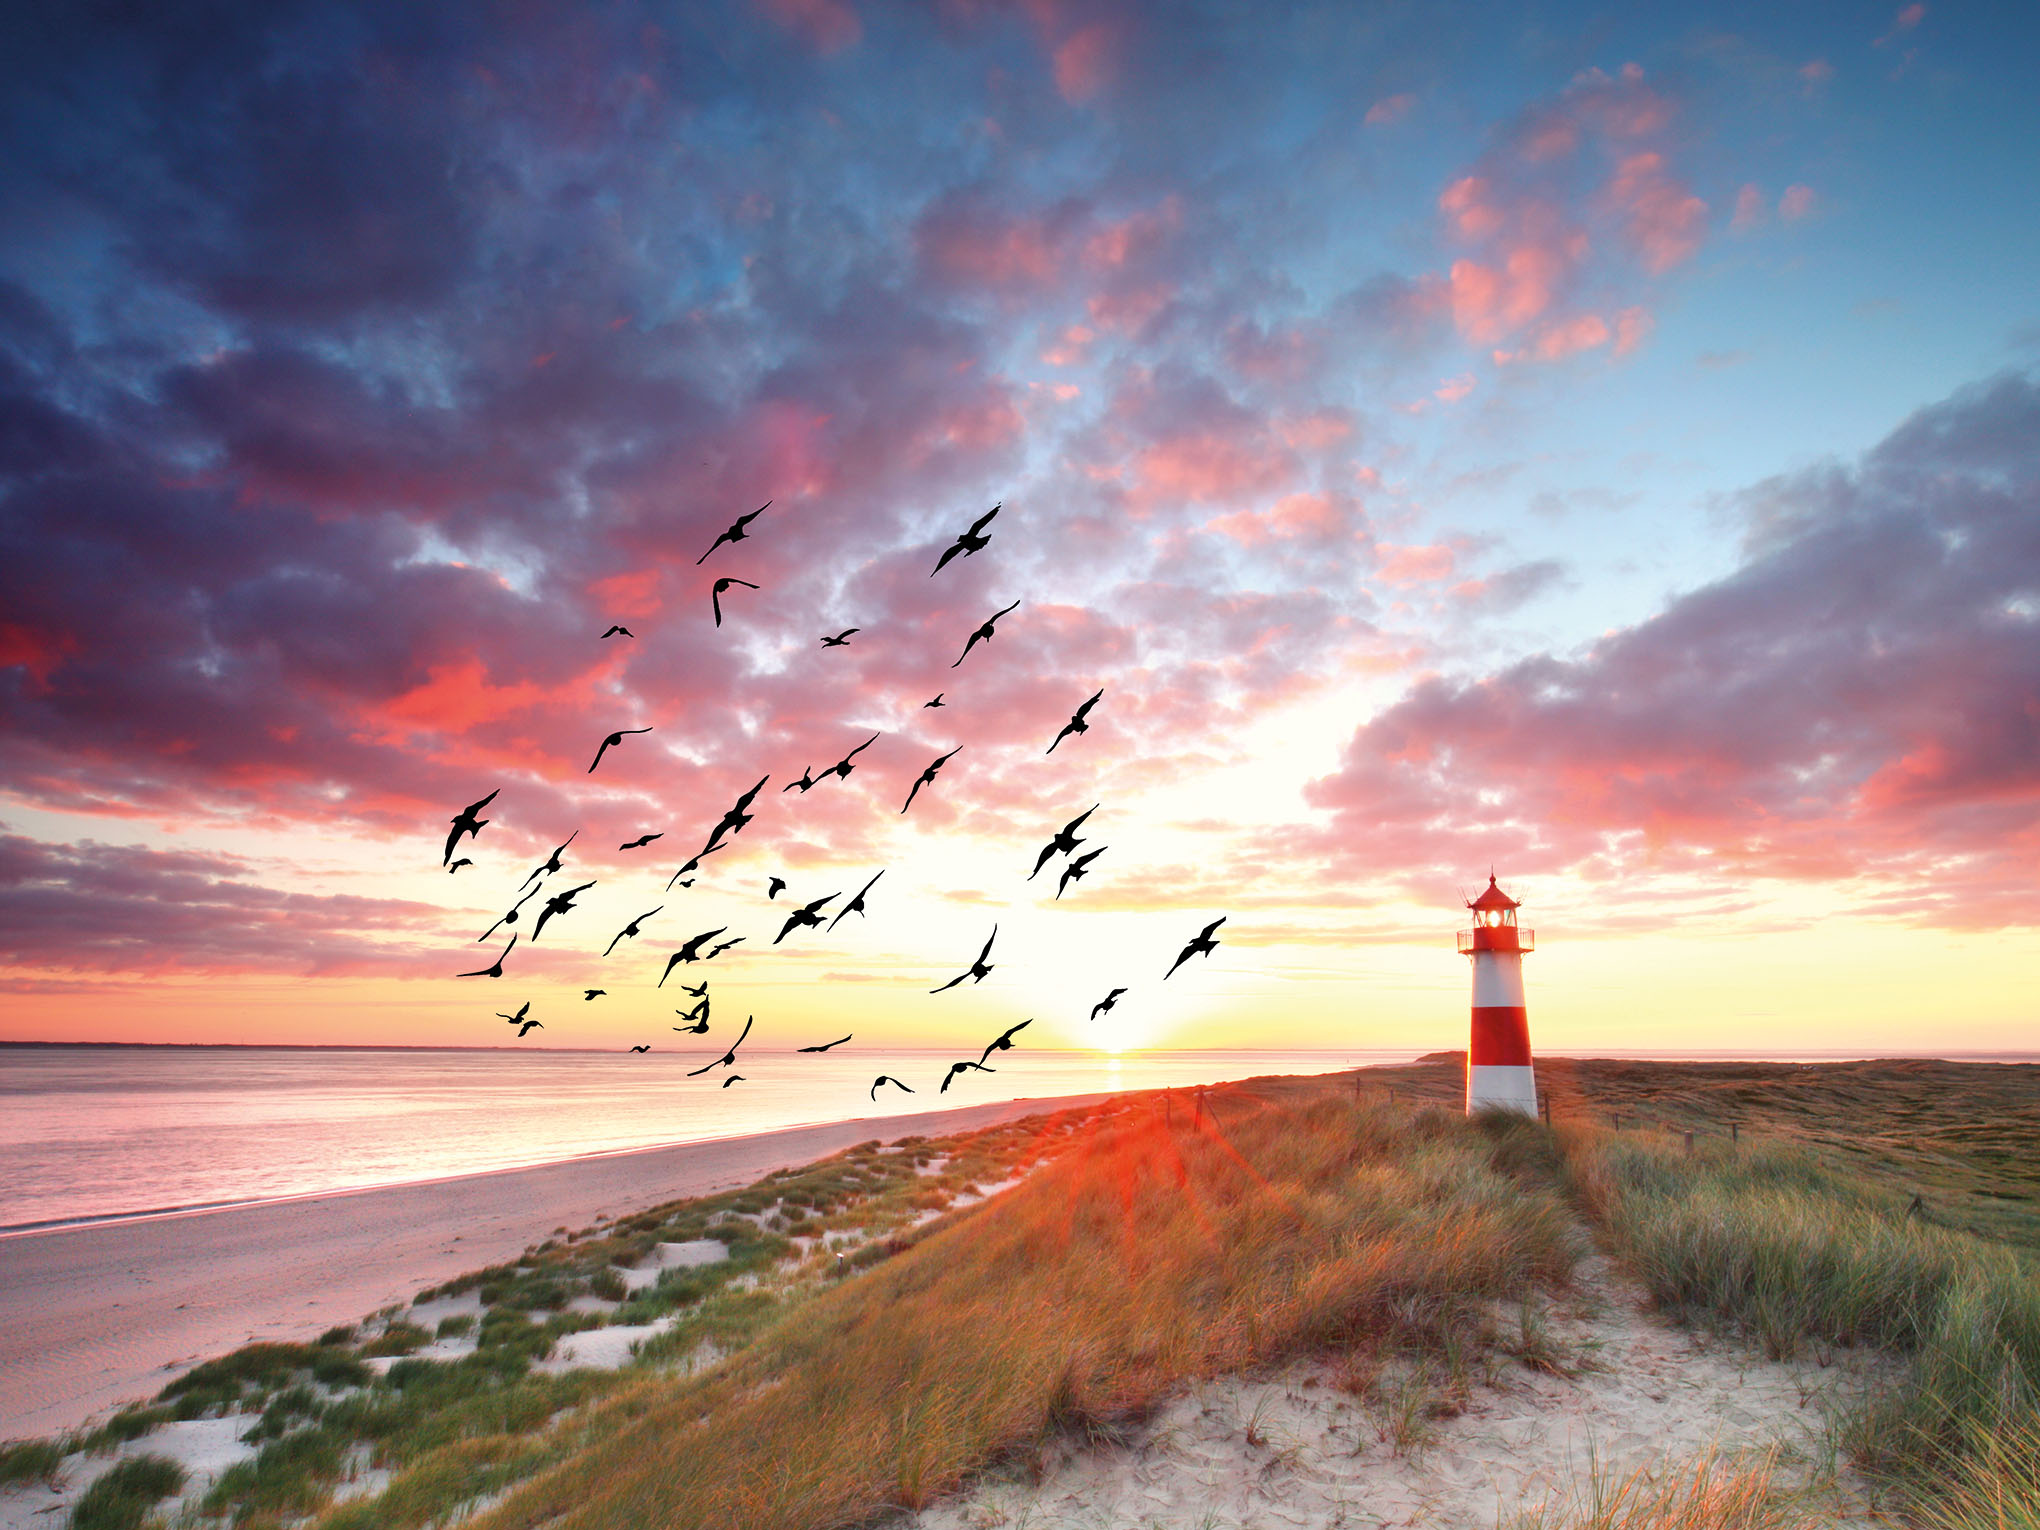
top-left (68, 1453), bottom-right (185, 1530)
top-left (0, 1438), bottom-right (64, 1486)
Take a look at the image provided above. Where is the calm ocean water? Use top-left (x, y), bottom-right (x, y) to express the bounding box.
top-left (4, 1045), bottom-right (2032, 1231)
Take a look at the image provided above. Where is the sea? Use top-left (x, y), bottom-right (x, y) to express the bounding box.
top-left (4, 1045), bottom-right (2033, 1233)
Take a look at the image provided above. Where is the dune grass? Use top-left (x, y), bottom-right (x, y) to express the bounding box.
top-left (0, 1438), bottom-right (64, 1487)
top-left (67, 1453), bottom-right (184, 1530)
top-left (463, 1090), bottom-right (1579, 1530)
top-left (1913, 1418), bottom-right (2040, 1529)
top-left (1511, 1449), bottom-right (1822, 1530)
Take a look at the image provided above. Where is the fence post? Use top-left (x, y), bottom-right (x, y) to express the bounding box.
top-left (1731, 1122), bottom-right (1739, 1145)
top-left (1540, 1097), bottom-right (1551, 1127)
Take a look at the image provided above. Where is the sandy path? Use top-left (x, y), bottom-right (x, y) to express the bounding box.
top-left (0, 1092), bottom-right (1113, 1440)
top-left (894, 1255), bottom-right (1890, 1530)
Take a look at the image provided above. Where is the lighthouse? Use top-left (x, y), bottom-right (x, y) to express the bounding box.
top-left (1459, 874), bottom-right (1537, 1116)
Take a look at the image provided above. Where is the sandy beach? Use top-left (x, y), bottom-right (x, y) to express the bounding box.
top-left (0, 1090), bottom-right (1112, 1440)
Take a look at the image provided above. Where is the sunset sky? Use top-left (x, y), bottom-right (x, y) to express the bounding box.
top-left (2, 0), bottom-right (2036, 1056)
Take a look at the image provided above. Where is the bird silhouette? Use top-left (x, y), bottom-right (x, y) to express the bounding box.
top-left (931, 925), bottom-right (996, 993)
top-left (447, 858), bottom-right (472, 874)
top-left (680, 980), bottom-right (709, 998)
top-left (443, 790), bottom-right (499, 867)
top-left (931, 502), bottom-right (1000, 577)
top-left (952, 599), bottom-right (1021, 668)
top-left (978, 1019), bottom-right (1032, 1066)
top-left (871, 1075), bottom-right (915, 1099)
top-left (458, 934), bottom-right (517, 978)
top-left (584, 989), bottom-right (606, 1000)
top-left (702, 776), bottom-right (770, 856)
top-left (721, 1075), bottom-right (744, 1087)
top-left (676, 995), bottom-right (710, 1024)
top-left (517, 1019), bottom-right (543, 1038)
top-left (827, 869), bottom-right (884, 931)
top-left (1056, 845), bottom-right (1107, 900)
top-left (687, 1014), bottom-right (752, 1076)
top-left (603, 906), bottom-right (664, 958)
top-left (1165, 917), bottom-right (1227, 979)
top-left (672, 1013), bottom-right (710, 1035)
top-left (710, 577), bottom-right (758, 628)
top-left (1047, 688), bottom-right (1104, 754)
top-left (630, 1044), bottom-right (650, 1053)
top-left (589, 727), bottom-right (652, 774)
top-left (619, 832), bottom-right (664, 851)
top-left (820, 628), bottom-right (859, 648)
top-left (666, 843), bottom-right (723, 891)
top-left (767, 876), bottom-right (787, 899)
top-left (530, 880), bottom-right (595, 942)
top-left (1090, 987), bottom-right (1127, 1021)
top-left (706, 936), bottom-right (745, 960)
top-left (781, 767), bottom-right (818, 795)
top-left (479, 884), bottom-right (542, 942)
top-left (519, 831), bottom-right (577, 893)
top-left (660, 929), bottom-right (728, 985)
top-left (798, 1035), bottom-right (852, 1053)
top-left (827, 733), bottom-right (879, 782)
top-left (599, 624), bottom-right (634, 639)
top-left (901, 746), bottom-right (960, 814)
top-left (941, 1059), bottom-right (995, 1093)
top-left (497, 1001), bottom-right (531, 1024)
top-left (775, 892), bottom-right (838, 944)
top-left (1028, 805), bottom-right (1098, 879)
top-left (696, 501), bottom-right (769, 565)
top-left (923, 694), bottom-right (944, 709)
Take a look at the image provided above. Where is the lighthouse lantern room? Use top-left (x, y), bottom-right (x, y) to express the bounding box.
top-left (1458, 874), bottom-right (1538, 1116)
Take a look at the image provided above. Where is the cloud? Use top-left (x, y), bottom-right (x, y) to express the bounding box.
top-left (1778, 184), bottom-right (1817, 222)
top-left (1302, 370), bottom-right (2040, 926)
top-left (1364, 93), bottom-right (1415, 126)
top-left (1731, 183), bottom-right (1767, 232)
top-left (757, 0), bottom-right (863, 53)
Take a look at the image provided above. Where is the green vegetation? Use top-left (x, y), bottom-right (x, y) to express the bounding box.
top-left (1512, 1449), bottom-right (1818, 1530)
top-left (361, 1322), bottom-right (432, 1358)
top-left (68, 1454), bottom-right (184, 1530)
top-left (433, 1313), bottom-right (475, 1340)
top-left (0, 1438), bottom-right (64, 1486)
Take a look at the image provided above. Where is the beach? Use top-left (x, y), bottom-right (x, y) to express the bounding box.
top-left (0, 1090), bottom-right (1113, 1440)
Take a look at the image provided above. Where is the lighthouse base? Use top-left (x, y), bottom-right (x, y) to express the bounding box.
top-left (1466, 1064), bottom-right (1538, 1117)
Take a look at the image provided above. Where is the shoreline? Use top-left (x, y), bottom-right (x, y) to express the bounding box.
top-left (0, 1087), bottom-right (1123, 1442)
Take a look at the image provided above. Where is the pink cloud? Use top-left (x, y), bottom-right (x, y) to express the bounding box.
top-left (1040, 324), bottom-right (1095, 366)
top-left (1374, 542), bottom-right (1456, 586)
top-left (1132, 433), bottom-right (1295, 507)
top-left (1608, 152), bottom-right (1708, 273)
top-left (1276, 410), bottom-right (1356, 449)
top-left (1493, 313), bottom-right (1610, 365)
top-left (1438, 177), bottom-right (1504, 241)
top-left (1875, 3), bottom-right (1925, 45)
top-left (1433, 373), bottom-right (1476, 404)
top-left (1799, 58), bottom-right (1834, 88)
top-left (1364, 93), bottom-right (1415, 126)
top-left (1779, 184), bottom-right (1816, 222)
top-left (756, 0), bottom-right (862, 54)
top-left (1612, 306), bottom-right (1653, 356)
top-left (1053, 22), bottom-right (1118, 103)
top-left (1731, 183), bottom-right (1767, 233)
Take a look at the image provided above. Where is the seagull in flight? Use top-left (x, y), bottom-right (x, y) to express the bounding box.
top-left (447, 858), bottom-right (472, 874)
top-left (767, 876), bottom-right (787, 899)
top-left (1047, 689), bottom-right (1103, 755)
top-left (516, 1019), bottom-right (544, 1038)
top-left (603, 906), bottom-right (663, 958)
top-left (680, 980), bottom-right (708, 999)
top-left (673, 1013), bottom-right (710, 1035)
top-left (1028, 805), bottom-right (1098, 880)
top-left (931, 925), bottom-right (996, 993)
top-left (819, 628), bottom-right (859, 648)
top-left (827, 869), bottom-right (884, 931)
top-left (711, 577), bottom-right (758, 628)
top-left (619, 831), bottom-right (664, 851)
top-left (827, 733), bottom-right (879, 783)
top-left (978, 1019), bottom-right (1031, 1066)
top-left (530, 880), bottom-right (596, 943)
top-left (589, 727), bottom-right (652, 774)
top-left (443, 789), bottom-right (498, 867)
top-left (1056, 846), bottom-right (1107, 901)
top-left (584, 989), bottom-right (606, 1000)
top-left (687, 1014), bottom-right (753, 1076)
top-left (952, 599), bottom-right (1020, 668)
top-left (703, 775), bottom-right (770, 856)
top-left (923, 694), bottom-right (944, 709)
top-left (871, 1075), bottom-right (914, 1099)
top-left (519, 831), bottom-right (577, 893)
top-left (721, 1075), bottom-right (744, 1087)
top-left (630, 1044), bottom-right (650, 1053)
top-left (1165, 917), bottom-right (1227, 979)
top-left (798, 1034), bottom-right (852, 1053)
top-left (782, 767), bottom-right (818, 795)
top-left (901, 747), bottom-right (960, 814)
top-left (496, 1001), bottom-right (531, 1024)
top-left (931, 503), bottom-right (1000, 577)
top-left (458, 934), bottom-right (517, 979)
top-left (706, 936), bottom-right (745, 960)
top-left (675, 994), bottom-right (710, 1024)
top-left (941, 1059), bottom-right (995, 1093)
top-left (660, 929), bottom-right (727, 985)
top-left (696, 501), bottom-right (769, 565)
top-left (666, 843), bottom-right (723, 892)
top-left (479, 884), bottom-right (541, 942)
top-left (1090, 988), bottom-right (1127, 1022)
top-left (775, 892), bottom-right (838, 944)
top-left (599, 624), bottom-right (634, 639)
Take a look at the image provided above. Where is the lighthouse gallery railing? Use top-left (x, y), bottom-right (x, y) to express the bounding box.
top-left (1458, 927), bottom-right (1534, 953)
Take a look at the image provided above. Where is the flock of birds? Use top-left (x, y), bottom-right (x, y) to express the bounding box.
top-left (437, 501), bottom-right (1228, 1103)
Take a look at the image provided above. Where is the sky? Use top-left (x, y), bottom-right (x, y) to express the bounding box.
top-left (2, 0), bottom-right (2036, 1057)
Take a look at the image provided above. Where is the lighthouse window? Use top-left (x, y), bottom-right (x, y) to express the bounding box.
top-left (1485, 910), bottom-right (1501, 926)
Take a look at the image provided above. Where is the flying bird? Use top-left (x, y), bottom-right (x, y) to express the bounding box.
top-left (951, 599), bottom-right (1021, 668)
top-left (530, 880), bottom-right (596, 942)
top-left (1090, 988), bottom-right (1127, 1022)
top-left (775, 892), bottom-right (838, 944)
top-left (1056, 846), bottom-right (1107, 901)
top-left (827, 869), bottom-right (884, 931)
top-left (901, 746), bottom-right (960, 814)
top-left (603, 906), bottom-right (664, 958)
top-left (706, 936), bottom-right (746, 960)
top-left (519, 830), bottom-right (578, 893)
top-left (941, 1059), bottom-right (996, 1093)
top-left (798, 1035), bottom-right (852, 1053)
top-left (931, 925), bottom-right (996, 993)
top-left (1165, 917), bottom-right (1227, 979)
top-left (447, 858), bottom-right (472, 874)
top-left (710, 577), bottom-right (758, 628)
top-left (619, 832), bottom-right (664, 851)
top-left (1028, 805), bottom-right (1098, 880)
top-left (782, 767), bottom-right (818, 795)
top-left (923, 694), bottom-right (944, 709)
top-left (599, 624), bottom-right (634, 639)
top-left (871, 1075), bottom-right (914, 1099)
top-left (1046, 689), bottom-right (1104, 755)
top-left (660, 928), bottom-right (728, 985)
top-left (443, 789), bottom-right (499, 867)
top-left (584, 989), bottom-right (606, 1001)
top-left (680, 981), bottom-right (709, 999)
top-left (702, 776), bottom-right (770, 855)
top-left (696, 501), bottom-right (769, 565)
top-left (630, 1045), bottom-right (650, 1053)
top-left (827, 733), bottom-right (879, 782)
top-left (589, 727), bottom-right (652, 774)
top-left (978, 1018), bottom-right (1032, 1066)
top-left (931, 502), bottom-right (1000, 577)
top-left (517, 1019), bottom-right (543, 1038)
top-left (479, 884), bottom-right (541, 942)
top-left (666, 843), bottom-right (723, 891)
top-left (686, 1014), bottom-right (753, 1076)
top-left (676, 995), bottom-right (710, 1025)
top-left (672, 1013), bottom-right (710, 1035)
top-left (819, 628), bottom-right (859, 648)
top-left (457, 934), bottom-right (517, 979)
top-left (721, 1075), bottom-right (744, 1087)
top-left (496, 1002), bottom-right (531, 1024)
top-left (767, 876), bottom-right (787, 899)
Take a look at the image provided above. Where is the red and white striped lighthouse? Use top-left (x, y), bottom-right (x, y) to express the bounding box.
top-left (1458, 873), bottom-right (1537, 1116)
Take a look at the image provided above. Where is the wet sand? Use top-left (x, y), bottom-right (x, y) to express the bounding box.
top-left (0, 1091), bottom-right (1113, 1440)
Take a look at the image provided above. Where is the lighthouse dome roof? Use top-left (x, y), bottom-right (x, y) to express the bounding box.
top-left (1469, 873), bottom-right (1520, 912)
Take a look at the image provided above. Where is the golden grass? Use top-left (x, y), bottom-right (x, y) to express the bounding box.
top-left (467, 1087), bottom-right (1579, 1530)
top-left (1511, 1449), bottom-right (1823, 1530)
